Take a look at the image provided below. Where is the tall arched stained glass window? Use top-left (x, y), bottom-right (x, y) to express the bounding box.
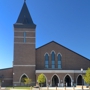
top-left (51, 52), bottom-right (55, 68)
top-left (57, 54), bottom-right (61, 69)
top-left (45, 54), bottom-right (49, 68)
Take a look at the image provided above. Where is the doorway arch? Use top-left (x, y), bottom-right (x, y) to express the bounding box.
top-left (77, 75), bottom-right (83, 85)
top-left (37, 74), bottom-right (47, 87)
top-left (51, 75), bottom-right (59, 87)
top-left (19, 73), bottom-right (29, 84)
top-left (64, 75), bottom-right (72, 87)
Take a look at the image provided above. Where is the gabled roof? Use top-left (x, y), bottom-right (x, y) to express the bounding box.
top-left (14, 1), bottom-right (36, 28)
top-left (36, 41), bottom-right (90, 61)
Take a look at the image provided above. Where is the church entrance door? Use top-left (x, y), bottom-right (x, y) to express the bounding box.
top-left (77, 75), bottom-right (83, 85)
top-left (65, 75), bottom-right (71, 87)
top-left (52, 75), bottom-right (59, 87)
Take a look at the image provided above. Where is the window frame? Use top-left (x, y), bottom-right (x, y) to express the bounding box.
top-left (45, 53), bottom-right (49, 68)
top-left (24, 32), bottom-right (26, 43)
top-left (57, 54), bottom-right (62, 69)
top-left (51, 52), bottom-right (55, 69)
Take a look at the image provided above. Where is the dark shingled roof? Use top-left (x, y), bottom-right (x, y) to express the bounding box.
top-left (14, 1), bottom-right (36, 28)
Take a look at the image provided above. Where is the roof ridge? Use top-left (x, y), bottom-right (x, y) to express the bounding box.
top-left (36, 41), bottom-right (90, 60)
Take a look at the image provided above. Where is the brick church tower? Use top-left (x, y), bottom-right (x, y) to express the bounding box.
top-left (13, 1), bottom-right (36, 86)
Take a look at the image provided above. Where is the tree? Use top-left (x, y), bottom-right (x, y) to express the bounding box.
top-left (21, 77), bottom-right (32, 86)
top-left (24, 78), bottom-right (32, 86)
top-left (83, 68), bottom-right (90, 90)
top-left (37, 74), bottom-right (46, 87)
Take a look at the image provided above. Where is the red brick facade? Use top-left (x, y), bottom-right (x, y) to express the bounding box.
top-left (0, 68), bottom-right (13, 86)
top-left (0, 1), bottom-right (90, 87)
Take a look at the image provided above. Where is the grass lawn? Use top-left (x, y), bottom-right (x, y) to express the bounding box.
top-left (6, 87), bottom-right (33, 90)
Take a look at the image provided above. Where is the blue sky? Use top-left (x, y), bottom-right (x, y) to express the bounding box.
top-left (0, 0), bottom-right (90, 69)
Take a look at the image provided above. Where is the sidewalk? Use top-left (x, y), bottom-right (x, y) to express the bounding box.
top-left (32, 87), bottom-right (89, 90)
top-left (1, 87), bottom-right (6, 89)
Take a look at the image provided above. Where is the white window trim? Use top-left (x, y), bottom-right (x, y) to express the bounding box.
top-left (44, 52), bottom-right (49, 56)
top-left (50, 50), bottom-right (56, 54)
top-left (57, 53), bottom-right (62, 56)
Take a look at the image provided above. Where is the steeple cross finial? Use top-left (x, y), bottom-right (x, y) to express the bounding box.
top-left (24, 0), bottom-right (26, 2)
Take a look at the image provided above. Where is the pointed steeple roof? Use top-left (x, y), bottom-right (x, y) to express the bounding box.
top-left (14, 1), bottom-right (36, 28)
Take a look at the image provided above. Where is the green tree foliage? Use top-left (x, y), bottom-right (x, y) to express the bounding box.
top-left (83, 68), bottom-right (90, 89)
top-left (37, 74), bottom-right (46, 87)
top-left (24, 78), bottom-right (32, 86)
top-left (21, 77), bottom-right (32, 86)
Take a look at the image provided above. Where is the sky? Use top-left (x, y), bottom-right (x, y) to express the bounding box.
top-left (0, 0), bottom-right (90, 69)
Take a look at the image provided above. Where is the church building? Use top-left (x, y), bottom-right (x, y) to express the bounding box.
top-left (0, 1), bottom-right (90, 87)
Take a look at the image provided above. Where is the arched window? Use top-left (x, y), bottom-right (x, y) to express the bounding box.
top-left (57, 54), bottom-right (61, 69)
top-left (51, 52), bottom-right (55, 68)
top-left (45, 54), bottom-right (49, 68)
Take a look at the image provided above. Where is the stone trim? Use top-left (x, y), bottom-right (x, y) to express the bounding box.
top-left (36, 70), bottom-right (86, 73)
top-left (13, 82), bottom-right (19, 83)
top-left (4, 78), bottom-right (13, 80)
top-left (13, 65), bottom-right (36, 67)
top-left (63, 74), bottom-right (73, 83)
top-left (50, 50), bottom-right (56, 54)
top-left (14, 36), bottom-right (35, 38)
top-left (19, 73), bottom-right (29, 83)
top-left (14, 31), bottom-right (35, 32)
top-left (14, 42), bottom-right (35, 44)
top-left (57, 53), bottom-right (62, 56)
top-left (44, 52), bottom-right (50, 56)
